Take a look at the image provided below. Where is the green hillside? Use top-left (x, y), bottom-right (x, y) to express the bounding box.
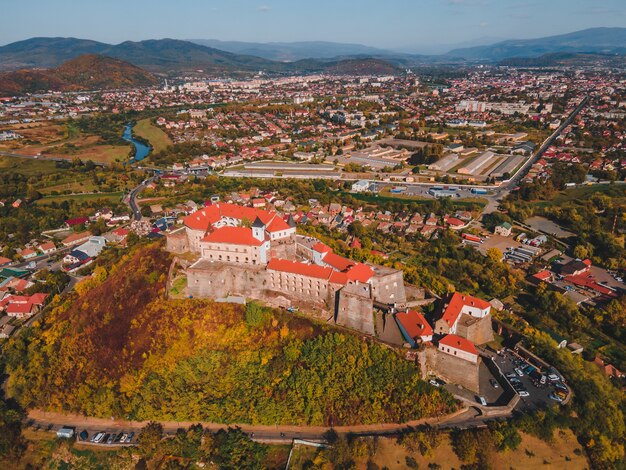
top-left (4, 244), bottom-right (457, 425)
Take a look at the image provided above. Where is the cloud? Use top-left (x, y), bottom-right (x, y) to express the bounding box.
top-left (257, 5), bottom-right (271, 12)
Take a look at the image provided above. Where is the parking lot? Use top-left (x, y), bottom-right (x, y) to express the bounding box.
top-left (489, 349), bottom-right (568, 412)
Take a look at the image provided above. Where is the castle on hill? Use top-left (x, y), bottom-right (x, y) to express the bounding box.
top-left (166, 202), bottom-right (406, 334)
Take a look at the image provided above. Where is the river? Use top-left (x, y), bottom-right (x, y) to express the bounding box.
top-left (122, 124), bottom-right (151, 162)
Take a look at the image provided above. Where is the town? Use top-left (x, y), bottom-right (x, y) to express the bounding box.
top-left (0, 20), bottom-right (625, 470)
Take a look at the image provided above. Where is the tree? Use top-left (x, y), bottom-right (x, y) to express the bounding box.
top-left (137, 421), bottom-right (163, 457)
top-left (486, 248), bottom-right (503, 264)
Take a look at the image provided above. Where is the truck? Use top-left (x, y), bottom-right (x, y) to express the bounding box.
top-left (56, 427), bottom-right (75, 439)
top-left (462, 233), bottom-right (483, 243)
top-left (471, 188), bottom-right (488, 195)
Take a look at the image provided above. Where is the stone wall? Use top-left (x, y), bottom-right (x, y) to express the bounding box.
top-left (456, 314), bottom-right (494, 345)
top-left (166, 229), bottom-right (189, 254)
top-left (370, 269), bottom-right (406, 305)
top-left (187, 261), bottom-right (266, 299)
top-left (421, 346), bottom-right (480, 393)
top-left (335, 283), bottom-right (375, 335)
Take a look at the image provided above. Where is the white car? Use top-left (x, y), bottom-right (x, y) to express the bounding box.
top-left (515, 367), bottom-right (524, 376)
top-left (518, 391), bottom-right (530, 397)
top-left (92, 432), bottom-right (105, 443)
top-left (429, 379), bottom-right (440, 387)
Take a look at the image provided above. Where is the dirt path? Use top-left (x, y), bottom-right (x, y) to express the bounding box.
top-left (27, 407), bottom-right (471, 440)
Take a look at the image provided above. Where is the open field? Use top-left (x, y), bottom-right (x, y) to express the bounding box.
top-left (288, 430), bottom-right (587, 470)
top-left (133, 118), bottom-right (172, 153)
top-left (0, 155), bottom-right (59, 176)
top-left (35, 191), bottom-right (125, 205)
top-left (0, 121), bottom-right (131, 164)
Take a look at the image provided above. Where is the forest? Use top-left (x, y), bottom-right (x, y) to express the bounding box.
top-left (3, 243), bottom-right (457, 426)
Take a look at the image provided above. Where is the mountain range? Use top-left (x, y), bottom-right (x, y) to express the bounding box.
top-left (0, 27), bottom-right (624, 76)
top-left (447, 27), bottom-right (626, 61)
top-left (0, 54), bottom-right (158, 97)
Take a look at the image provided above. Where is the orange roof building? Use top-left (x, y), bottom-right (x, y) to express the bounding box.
top-left (395, 310), bottom-right (434, 347)
top-left (435, 292), bottom-right (491, 335)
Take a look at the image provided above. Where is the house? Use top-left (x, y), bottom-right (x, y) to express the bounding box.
top-left (0, 257), bottom-right (11, 267)
top-left (63, 236), bottom-right (107, 266)
top-left (560, 259), bottom-right (591, 277)
top-left (0, 293), bottom-right (48, 319)
top-left (395, 310), bottom-right (433, 347)
top-left (38, 241), bottom-right (56, 255)
top-left (62, 231), bottom-right (92, 247)
top-left (435, 292), bottom-right (491, 335)
top-left (494, 222), bottom-right (512, 237)
top-left (438, 334), bottom-right (479, 363)
top-left (20, 248), bottom-right (38, 260)
top-left (567, 342), bottom-right (584, 355)
top-left (351, 180), bottom-right (370, 193)
top-left (65, 217), bottom-right (89, 228)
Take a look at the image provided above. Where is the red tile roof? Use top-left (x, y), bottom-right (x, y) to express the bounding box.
top-left (266, 216), bottom-right (291, 233)
top-left (439, 334), bottom-right (478, 355)
top-left (202, 226), bottom-right (263, 246)
top-left (312, 242), bottom-right (332, 254)
top-left (533, 270), bottom-right (552, 281)
top-left (440, 292), bottom-right (491, 327)
top-left (346, 263), bottom-right (374, 283)
top-left (323, 252), bottom-right (354, 271)
top-left (267, 258), bottom-right (347, 284)
top-left (396, 310), bottom-right (433, 340)
top-left (183, 203), bottom-right (277, 232)
top-left (0, 256), bottom-right (11, 265)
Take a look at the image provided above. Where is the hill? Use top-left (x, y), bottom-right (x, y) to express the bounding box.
top-left (0, 54), bottom-right (158, 96)
top-left (0, 37), bottom-right (401, 75)
top-left (448, 27), bottom-right (626, 61)
top-left (499, 52), bottom-right (626, 68)
top-left (4, 244), bottom-right (457, 424)
top-left (189, 39), bottom-right (392, 61)
top-left (0, 37), bottom-right (108, 71)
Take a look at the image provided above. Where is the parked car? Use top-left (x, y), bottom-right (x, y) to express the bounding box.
top-left (126, 432), bottom-right (135, 443)
top-left (515, 368), bottom-right (524, 376)
top-left (518, 390), bottom-right (530, 397)
top-left (429, 379), bottom-right (440, 387)
top-left (476, 396), bottom-right (487, 406)
top-left (549, 393), bottom-right (564, 403)
top-left (119, 433), bottom-right (128, 443)
top-left (79, 430), bottom-right (89, 441)
top-left (101, 434), bottom-right (110, 444)
top-left (107, 433), bottom-right (116, 444)
top-left (91, 432), bottom-right (104, 443)
top-left (489, 379), bottom-right (500, 388)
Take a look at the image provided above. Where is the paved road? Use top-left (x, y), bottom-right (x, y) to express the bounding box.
top-left (126, 177), bottom-right (157, 221)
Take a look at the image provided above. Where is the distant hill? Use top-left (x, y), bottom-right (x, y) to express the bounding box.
top-left (0, 54), bottom-right (158, 97)
top-left (189, 39), bottom-right (391, 61)
top-left (0, 37), bottom-right (401, 76)
top-left (0, 37), bottom-right (109, 71)
top-left (500, 52), bottom-right (626, 68)
top-left (447, 27), bottom-right (626, 61)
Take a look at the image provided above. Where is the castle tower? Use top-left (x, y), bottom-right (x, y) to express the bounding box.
top-left (252, 217), bottom-right (265, 242)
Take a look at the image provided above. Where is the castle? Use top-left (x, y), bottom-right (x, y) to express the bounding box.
top-left (166, 202), bottom-right (407, 334)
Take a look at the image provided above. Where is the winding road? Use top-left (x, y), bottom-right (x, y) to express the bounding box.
top-left (26, 404), bottom-right (499, 445)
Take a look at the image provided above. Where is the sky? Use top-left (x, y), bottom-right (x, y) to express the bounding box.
top-left (2, 0), bottom-right (625, 52)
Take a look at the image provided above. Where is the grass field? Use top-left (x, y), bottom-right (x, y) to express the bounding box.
top-left (288, 430), bottom-right (587, 470)
top-left (35, 191), bottom-right (124, 205)
top-left (0, 155), bottom-right (59, 176)
top-left (133, 118), bottom-right (172, 154)
top-left (0, 121), bottom-right (131, 165)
